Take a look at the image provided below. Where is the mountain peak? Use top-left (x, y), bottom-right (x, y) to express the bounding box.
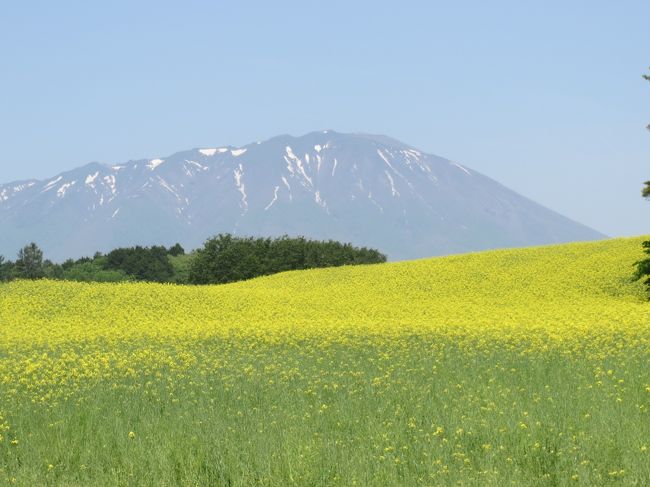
top-left (0, 131), bottom-right (604, 261)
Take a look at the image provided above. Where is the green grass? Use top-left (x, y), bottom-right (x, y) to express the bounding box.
top-left (1, 337), bottom-right (649, 486)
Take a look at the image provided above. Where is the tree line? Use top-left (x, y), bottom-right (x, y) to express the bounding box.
top-left (0, 235), bottom-right (386, 285)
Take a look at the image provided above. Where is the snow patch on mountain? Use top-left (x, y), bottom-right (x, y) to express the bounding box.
top-left (42, 176), bottom-right (63, 192)
top-left (233, 163), bottom-right (247, 211)
top-left (157, 176), bottom-right (181, 201)
top-left (0, 182), bottom-right (36, 202)
top-left (285, 146), bottom-right (312, 186)
top-left (103, 175), bottom-right (117, 195)
top-left (314, 190), bottom-right (328, 211)
top-left (14, 182), bottom-right (35, 192)
top-left (377, 149), bottom-right (400, 175)
top-left (57, 181), bottom-right (76, 198)
top-left (452, 162), bottom-right (471, 175)
top-left (264, 186), bottom-right (280, 211)
top-left (85, 172), bottom-right (99, 186)
top-left (384, 171), bottom-right (400, 197)
top-left (147, 159), bottom-right (164, 171)
top-left (185, 160), bottom-right (208, 172)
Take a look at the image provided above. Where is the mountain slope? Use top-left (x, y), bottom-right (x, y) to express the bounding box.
top-left (0, 130), bottom-right (605, 261)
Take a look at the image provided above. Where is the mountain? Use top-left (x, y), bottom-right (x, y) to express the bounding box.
top-left (0, 130), bottom-right (605, 261)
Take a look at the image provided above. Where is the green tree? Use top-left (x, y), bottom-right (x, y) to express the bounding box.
top-left (168, 243), bottom-right (185, 257)
top-left (63, 261), bottom-right (130, 282)
top-left (169, 253), bottom-right (194, 284)
top-left (188, 234), bottom-right (262, 284)
top-left (636, 180), bottom-right (650, 261)
top-left (0, 256), bottom-right (16, 282)
top-left (189, 234), bottom-right (386, 285)
top-left (43, 260), bottom-right (64, 279)
top-left (0, 255), bottom-right (13, 282)
top-left (104, 245), bottom-right (174, 282)
top-left (15, 243), bottom-right (45, 279)
top-left (635, 69), bottom-right (650, 294)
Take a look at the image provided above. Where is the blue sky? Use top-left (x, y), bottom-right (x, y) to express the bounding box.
top-left (1, 0), bottom-right (648, 236)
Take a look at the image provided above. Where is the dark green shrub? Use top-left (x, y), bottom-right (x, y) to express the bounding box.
top-left (189, 234), bottom-right (386, 285)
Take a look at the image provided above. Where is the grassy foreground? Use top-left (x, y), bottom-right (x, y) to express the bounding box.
top-left (0, 237), bottom-right (649, 486)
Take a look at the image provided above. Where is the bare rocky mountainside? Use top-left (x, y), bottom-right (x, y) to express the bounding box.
top-left (0, 131), bottom-right (604, 261)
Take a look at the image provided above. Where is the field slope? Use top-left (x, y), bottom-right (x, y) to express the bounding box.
top-left (0, 237), bottom-right (649, 485)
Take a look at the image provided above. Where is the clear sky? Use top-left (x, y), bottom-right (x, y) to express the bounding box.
top-left (1, 0), bottom-right (648, 237)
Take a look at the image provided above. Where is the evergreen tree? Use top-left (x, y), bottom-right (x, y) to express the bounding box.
top-left (15, 243), bottom-right (45, 279)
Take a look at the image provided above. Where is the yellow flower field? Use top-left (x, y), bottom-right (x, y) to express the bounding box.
top-left (0, 236), bottom-right (649, 485)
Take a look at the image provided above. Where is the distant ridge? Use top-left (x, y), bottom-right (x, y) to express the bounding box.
top-left (0, 130), bottom-right (605, 261)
